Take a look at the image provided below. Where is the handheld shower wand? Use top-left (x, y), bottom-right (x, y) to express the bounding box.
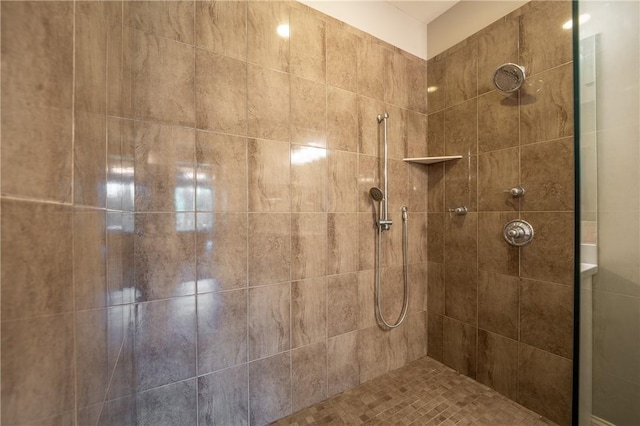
top-left (374, 112), bottom-right (392, 231)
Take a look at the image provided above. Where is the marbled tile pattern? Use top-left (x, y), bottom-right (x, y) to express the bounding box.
top-left (274, 356), bottom-right (558, 426)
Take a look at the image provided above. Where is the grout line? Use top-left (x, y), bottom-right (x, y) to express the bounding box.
top-left (71, 3), bottom-right (79, 426)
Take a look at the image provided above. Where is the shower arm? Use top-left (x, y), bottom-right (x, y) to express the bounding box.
top-left (377, 113), bottom-right (391, 230)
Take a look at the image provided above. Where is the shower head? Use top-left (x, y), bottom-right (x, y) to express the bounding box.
top-left (369, 187), bottom-right (384, 202)
top-left (493, 63), bottom-right (526, 93)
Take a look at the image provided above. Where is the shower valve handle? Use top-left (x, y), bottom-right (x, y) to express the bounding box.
top-left (504, 186), bottom-right (525, 197)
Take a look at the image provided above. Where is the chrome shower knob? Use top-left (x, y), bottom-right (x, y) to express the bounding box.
top-left (503, 220), bottom-right (534, 247)
top-left (504, 186), bottom-right (526, 198)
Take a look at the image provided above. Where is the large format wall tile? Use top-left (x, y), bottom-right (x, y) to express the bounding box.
top-left (445, 42), bottom-right (478, 108)
top-left (328, 150), bottom-right (358, 213)
top-left (291, 77), bottom-right (326, 148)
top-left (292, 277), bottom-right (327, 347)
top-left (125, 1), bottom-right (194, 44)
top-left (327, 213), bottom-right (358, 275)
top-left (198, 365), bottom-right (248, 426)
top-left (249, 283), bottom-right (291, 360)
top-left (327, 332), bottom-right (359, 396)
top-left (248, 138), bottom-right (291, 212)
top-left (248, 213), bottom-right (291, 286)
top-left (291, 146), bottom-right (327, 212)
top-left (248, 65), bottom-right (290, 142)
top-left (137, 379), bottom-right (197, 426)
top-left (249, 352), bottom-right (292, 426)
top-left (477, 329), bottom-right (518, 400)
top-left (326, 26), bottom-right (358, 92)
top-left (477, 17), bottom-right (519, 95)
top-left (478, 271), bottom-right (519, 339)
top-left (196, 0), bottom-right (247, 61)
top-left (443, 317), bottom-right (477, 378)
top-left (290, 8), bottom-right (325, 83)
top-left (327, 87), bottom-right (358, 152)
top-left (478, 212), bottom-right (520, 276)
top-left (292, 342), bottom-right (328, 411)
top-left (444, 264), bottom-right (478, 326)
top-left (247, 1), bottom-right (290, 73)
top-left (74, 208), bottom-right (107, 310)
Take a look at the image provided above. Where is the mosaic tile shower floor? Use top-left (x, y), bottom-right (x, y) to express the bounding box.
top-left (273, 356), bottom-right (558, 426)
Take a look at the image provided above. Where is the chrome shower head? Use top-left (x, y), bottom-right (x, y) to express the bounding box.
top-left (493, 63), bottom-right (526, 93)
top-left (369, 187), bottom-right (384, 202)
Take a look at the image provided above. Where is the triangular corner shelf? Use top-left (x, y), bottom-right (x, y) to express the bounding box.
top-left (403, 156), bottom-right (463, 165)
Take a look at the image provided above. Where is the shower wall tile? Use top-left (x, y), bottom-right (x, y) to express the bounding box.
top-left (1, 1), bottom-right (73, 202)
top-left (197, 290), bottom-right (247, 374)
top-left (73, 208), bottom-right (107, 310)
top-left (136, 379), bottom-right (197, 426)
top-left (75, 309), bottom-right (109, 410)
top-left (327, 332), bottom-right (360, 396)
top-left (125, 1), bottom-right (194, 44)
top-left (248, 65), bottom-right (290, 142)
top-left (387, 159), bottom-right (409, 212)
top-left (357, 38), bottom-right (386, 101)
top-left (107, 22), bottom-right (133, 119)
top-left (407, 59), bottom-right (428, 114)
top-left (292, 213), bottom-right (327, 280)
top-left (427, 213), bottom-right (444, 264)
top-left (249, 352), bottom-right (292, 426)
top-left (444, 213), bottom-right (478, 268)
top-left (133, 30), bottom-right (195, 126)
top-left (1, 314), bottom-right (75, 425)
top-left (406, 109), bottom-right (428, 158)
top-left (248, 138), bottom-right (290, 212)
top-left (520, 212), bottom-right (574, 286)
top-left (198, 365), bottom-right (248, 426)
top-left (326, 26), bottom-right (358, 92)
top-left (427, 58), bottom-right (446, 114)
top-left (357, 214), bottom-right (376, 272)
top-left (427, 262), bottom-right (445, 315)
top-left (327, 273), bottom-right (359, 337)
top-left (443, 317), bottom-right (477, 378)
top-left (408, 262), bottom-right (427, 315)
top-left (518, 343), bottom-right (572, 426)
top-left (357, 269), bottom-right (376, 330)
top-left (427, 111), bottom-right (445, 156)
top-left (328, 150), bottom-right (357, 212)
top-left (427, 163), bottom-right (445, 212)
top-left (196, 213), bottom-right (247, 293)
top-left (358, 325), bottom-right (389, 382)
top-left (478, 212), bottom-right (519, 276)
top-left (444, 155), bottom-right (477, 211)
top-left (134, 296), bottom-right (197, 390)
top-left (477, 148), bottom-right (519, 211)
top-left (406, 312), bottom-right (427, 361)
top-left (106, 212), bottom-right (135, 307)
top-left (427, 313), bottom-right (444, 362)
top-left (196, 132), bottom-right (248, 213)
top-left (478, 90), bottom-right (519, 152)
top-left (385, 104), bottom-right (407, 160)
top-left (247, 1), bottom-right (290, 73)
top-left (385, 52), bottom-right (409, 109)
top-left (477, 17), bottom-right (519, 95)
top-left (291, 77), bottom-right (326, 148)
top-left (327, 86), bottom-right (358, 152)
top-left (248, 213), bottom-right (290, 286)
top-left (291, 145), bottom-right (327, 212)
top-left (520, 63), bottom-right (574, 145)
top-left (444, 99), bottom-right (478, 155)
top-left (195, 51), bottom-right (247, 136)
top-left (290, 8), bottom-right (326, 83)
top-left (1, 200), bottom-right (73, 321)
top-left (380, 266), bottom-right (405, 320)
top-left (445, 41), bottom-right (478, 108)
top-left (388, 322), bottom-right (409, 370)
top-left (519, 0), bottom-right (572, 76)
top-left (75, 13), bottom-right (107, 115)
top-left (520, 279), bottom-right (573, 359)
top-left (195, 0), bottom-right (247, 61)
top-left (408, 163), bottom-right (429, 213)
top-left (521, 137), bottom-right (574, 211)
top-left (77, 1), bottom-right (122, 22)
top-left (408, 213), bottom-right (428, 264)
top-left (133, 213), bottom-right (196, 301)
top-left (444, 264), bottom-right (478, 326)
top-left (292, 277), bottom-right (327, 347)
top-left (249, 283), bottom-right (291, 360)
top-left (133, 122), bottom-right (195, 212)
top-left (477, 329), bottom-right (518, 400)
top-left (292, 342), bottom-right (328, 411)
top-left (327, 213), bottom-right (358, 275)
top-left (357, 95), bottom-right (385, 156)
top-left (478, 271), bottom-right (519, 339)
top-left (357, 154), bottom-right (379, 213)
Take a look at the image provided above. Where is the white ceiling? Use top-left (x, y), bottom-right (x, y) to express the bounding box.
top-left (387, 1), bottom-right (459, 24)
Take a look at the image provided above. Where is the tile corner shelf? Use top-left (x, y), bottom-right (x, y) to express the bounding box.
top-left (403, 156), bottom-right (463, 165)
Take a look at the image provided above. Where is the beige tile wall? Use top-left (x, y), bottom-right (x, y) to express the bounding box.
top-left (1, 1), bottom-right (429, 425)
top-left (425, 1), bottom-right (575, 425)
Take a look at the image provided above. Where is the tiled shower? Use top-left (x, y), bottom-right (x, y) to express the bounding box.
top-left (0, 1), bottom-right (574, 426)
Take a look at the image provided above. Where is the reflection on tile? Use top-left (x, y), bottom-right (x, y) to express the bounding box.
top-left (137, 379), bottom-right (197, 426)
top-left (292, 277), bottom-right (327, 348)
top-left (444, 99), bottom-right (477, 155)
top-left (249, 283), bottom-right (291, 360)
top-left (134, 213), bottom-right (196, 301)
top-left (521, 137), bottom-right (574, 211)
top-left (134, 296), bottom-right (196, 390)
top-left (427, 57), bottom-right (446, 114)
top-left (75, 309), bottom-right (108, 410)
top-left (196, 0), bottom-right (247, 60)
top-left (198, 365), bottom-right (248, 426)
top-left (327, 332), bottom-right (359, 396)
top-left (478, 271), bottom-right (519, 339)
top-left (443, 317), bottom-right (477, 378)
top-left (445, 42), bottom-right (477, 108)
top-left (125, 1), bottom-right (194, 44)
top-left (477, 149), bottom-right (519, 211)
top-left (357, 38), bottom-right (386, 101)
top-left (326, 26), bottom-right (358, 92)
top-left (327, 273), bottom-right (359, 337)
top-left (328, 150), bottom-right (358, 213)
top-left (444, 264), bottom-right (478, 326)
top-left (248, 213), bottom-right (290, 286)
top-left (196, 213), bottom-right (247, 293)
top-left (291, 77), bottom-right (326, 147)
top-left (477, 329), bottom-right (518, 400)
top-left (74, 208), bottom-right (107, 311)
top-left (477, 17), bottom-right (519, 95)
top-left (249, 352), bottom-right (292, 426)
top-left (327, 87), bottom-right (358, 152)
top-left (133, 122), bottom-right (195, 212)
top-left (197, 290), bottom-right (247, 374)
top-left (248, 64), bottom-right (290, 142)
top-left (327, 213), bottom-right (358, 275)
top-left (290, 8), bottom-right (325, 83)
top-left (427, 313), bottom-right (444, 362)
top-left (248, 138), bottom-right (290, 212)
top-left (196, 50), bottom-right (247, 136)
top-left (1, 1), bottom-right (73, 202)
top-left (520, 63), bottom-right (574, 145)
top-left (133, 30), bottom-right (194, 126)
top-left (292, 342), bottom-right (328, 411)
top-left (1, 200), bottom-right (73, 320)
top-left (292, 214), bottom-right (327, 280)
top-left (478, 90), bottom-right (519, 152)
top-left (518, 343), bottom-right (572, 426)
top-left (247, 1), bottom-right (290, 72)
top-left (520, 279), bottom-right (573, 358)
top-left (291, 145), bottom-right (327, 212)
top-left (478, 212), bottom-right (519, 276)
top-left (196, 132), bottom-right (247, 213)
top-left (107, 212), bottom-right (136, 307)
top-left (1, 314), bottom-right (74, 425)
